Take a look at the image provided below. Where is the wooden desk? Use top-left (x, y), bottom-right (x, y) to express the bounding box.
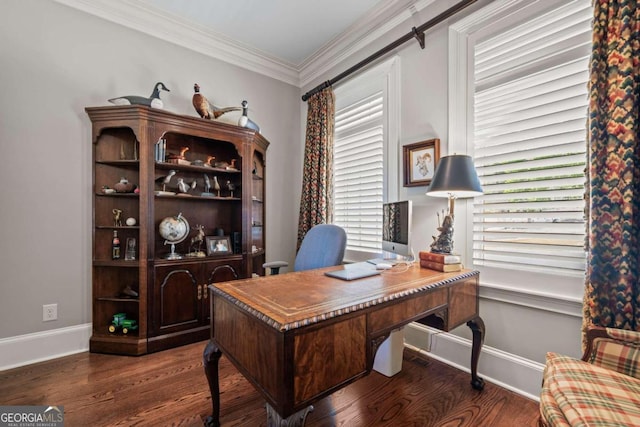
top-left (203, 264), bottom-right (484, 426)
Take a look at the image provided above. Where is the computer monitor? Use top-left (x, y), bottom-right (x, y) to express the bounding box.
top-left (381, 200), bottom-right (412, 258)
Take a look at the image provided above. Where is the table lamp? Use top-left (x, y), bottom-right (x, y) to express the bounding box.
top-left (426, 154), bottom-right (483, 254)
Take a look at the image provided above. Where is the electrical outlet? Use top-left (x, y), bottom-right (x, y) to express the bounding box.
top-left (43, 304), bottom-right (57, 322)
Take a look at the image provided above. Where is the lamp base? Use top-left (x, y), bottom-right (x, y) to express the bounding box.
top-left (430, 214), bottom-right (454, 254)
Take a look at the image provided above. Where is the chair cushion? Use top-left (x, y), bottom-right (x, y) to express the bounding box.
top-left (589, 333), bottom-right (640, 380)
top-left (541, 352), bottom-right (640, 426)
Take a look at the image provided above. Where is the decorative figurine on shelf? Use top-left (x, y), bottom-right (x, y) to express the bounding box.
top-left (192, 83), bottom-right (241, 120)
top-left (114, 177), bottom-right (135, 193)
top-left (108, 313), bottom-right (138, 334)
top-left (187, 224), bottom-right (206, 258)
top-left (112, 209), bottom-right (123, 227)
top-left (238, 100), bottom-right (260, 132)
top-left (176, 177), bottom-right (196, 195)
top-left (227, 159), bottom-right (238, 171)
top-left (120, 285), bottom-right (138, 298)
top-left (108, 82), bottom-right (170, 109)
top-left (430, 210), bottom-right (454, 254)
top-left (155, 169), bottom-right (176, 194)
top-left (213, 176), bottom-right (221, 197)
top-left (227, 180), bottom-right (236, 198)
top-left (202, 174), bottom-right (213, 197)
top-left (167, 147), bottom-right (190, 165)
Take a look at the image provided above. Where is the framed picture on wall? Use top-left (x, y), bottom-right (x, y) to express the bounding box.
top-left (403, 138), bottom-right (440, 187)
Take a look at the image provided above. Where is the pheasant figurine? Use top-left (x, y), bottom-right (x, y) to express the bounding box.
top-left (192, 84), bottom-right (241, 119)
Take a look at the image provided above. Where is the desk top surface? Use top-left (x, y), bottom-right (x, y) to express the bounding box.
top-left (212, 264), bottom-right (478, 331)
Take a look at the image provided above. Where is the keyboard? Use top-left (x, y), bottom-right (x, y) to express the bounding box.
top-left (367, 258), bottom-right (398, 266)
top-left (324, 262), bottom-right (382, 281)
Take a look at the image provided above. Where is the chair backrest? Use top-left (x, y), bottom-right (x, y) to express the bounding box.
top-left (294, 224), bottom-right (347, 272)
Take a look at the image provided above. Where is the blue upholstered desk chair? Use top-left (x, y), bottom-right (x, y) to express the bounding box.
top-left (263, 224), bottom-right (347, 275)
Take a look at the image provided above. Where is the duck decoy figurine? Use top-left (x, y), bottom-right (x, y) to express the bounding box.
top-left (108, 82), bottom-right (170, 109)
top-left (238, 100), bottom-right (260, 132)
top-left (192, 84), bottom-right (241, 119)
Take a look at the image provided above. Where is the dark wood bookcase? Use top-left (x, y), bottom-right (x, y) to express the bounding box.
top-left (87, 105), bottom-right (268, 355)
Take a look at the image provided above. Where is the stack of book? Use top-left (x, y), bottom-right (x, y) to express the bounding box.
top-left (419, 251), bottom-right (462, 272)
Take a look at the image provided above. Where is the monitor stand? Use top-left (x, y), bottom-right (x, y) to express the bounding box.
top-left (368, 250), bottom-right (415, 266)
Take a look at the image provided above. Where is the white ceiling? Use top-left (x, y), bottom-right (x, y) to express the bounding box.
top-left (54, 0), bottom-right (436, 86)
top-left (140, 0), bottom-right (384, 65)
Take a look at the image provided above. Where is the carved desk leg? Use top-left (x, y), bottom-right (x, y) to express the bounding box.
top-left (203, 340), bottom-right (223, 427)
top-left (466, 316), bottom-right (485, 390)
top-left (266, 403), bottom-right (314, 427)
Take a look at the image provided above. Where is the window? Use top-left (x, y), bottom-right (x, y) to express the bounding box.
top-left (333, 58), bottom-right (399, 261)
top-left (450, 0), bottom-right (591, 296)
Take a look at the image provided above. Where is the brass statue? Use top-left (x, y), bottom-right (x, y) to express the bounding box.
top-left (113, 209), bottom-right (123, 227)
top-left (430, 212), bottom-right (454, 254)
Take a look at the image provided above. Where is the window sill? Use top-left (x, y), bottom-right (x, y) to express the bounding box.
top-left (479, 282), bottom-right (582, 317)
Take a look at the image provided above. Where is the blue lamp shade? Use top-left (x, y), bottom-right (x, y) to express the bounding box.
top-left (426, 154), bottom-right (483, 198)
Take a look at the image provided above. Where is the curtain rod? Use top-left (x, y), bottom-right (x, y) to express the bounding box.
top-left (301, 0), bottom-right (478, 102)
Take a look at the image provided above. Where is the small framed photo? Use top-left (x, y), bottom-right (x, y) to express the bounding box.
top-left (403, 138), bottom-right (440, 187)
top-left (206, 236), bottom-right (232, 256)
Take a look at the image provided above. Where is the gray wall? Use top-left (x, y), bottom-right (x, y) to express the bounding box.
top-left (0, 0), bottom-right (300, 339)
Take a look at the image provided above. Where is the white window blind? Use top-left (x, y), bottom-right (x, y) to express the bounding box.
top-left (472, 0), bottom-right (591, 276)
top-left (334, 92), bottom-right (384, 254)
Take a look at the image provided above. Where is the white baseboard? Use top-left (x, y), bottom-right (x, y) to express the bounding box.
top-left (0, 324), bottom-right (91, 371)
top-left (404, 322), bottom-right (544, 401)
top-left (1, 321), bottom-right (544, 402)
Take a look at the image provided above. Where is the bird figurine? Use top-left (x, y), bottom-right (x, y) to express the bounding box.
top-left (227, 180), bottom-right (236, 198)
top-left (108, 82), bottom-right (170, 109)
top-left (238, 100), bottom-right (260, 132)
top-left (177, 178), bottom-right (197, 194)
top-left (192, 84), bottom-right (241, 119)
top-left (155, 169), bottom-right (176, 191)
top-left (202, 174), bottom-right (214, 196)
top-left (213, 176), bottom-right (221, 197)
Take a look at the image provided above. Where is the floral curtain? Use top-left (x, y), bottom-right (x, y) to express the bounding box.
top-left (297, 88), bottom-right (335, 248)
top-left (584, 0), bottom-right (640, 334)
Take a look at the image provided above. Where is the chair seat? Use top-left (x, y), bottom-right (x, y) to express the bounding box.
top-left (540, 352), bottom-right (640, 426)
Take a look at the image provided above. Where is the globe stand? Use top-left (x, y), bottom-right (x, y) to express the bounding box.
top-left (159, 213), bottom-right (190, 260)
top-left (164, 242), bottom-right (183, 260)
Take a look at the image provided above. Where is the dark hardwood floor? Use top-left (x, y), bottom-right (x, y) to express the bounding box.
top-left (0, 341), bottom-right (540, 426)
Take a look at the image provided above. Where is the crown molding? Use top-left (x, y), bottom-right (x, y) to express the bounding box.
top-left (299, 0), bottom-right (436, 88)
top-left (52, 0), bottom-right (300, 86)
top-left (52, 0), bottom-right (437, 89)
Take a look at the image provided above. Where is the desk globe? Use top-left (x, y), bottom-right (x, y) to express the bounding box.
top-left (159, 213), bottom-right (190, 259)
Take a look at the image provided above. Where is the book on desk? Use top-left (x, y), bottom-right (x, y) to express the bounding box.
top-left (419, 251), bottom-right (462, 272)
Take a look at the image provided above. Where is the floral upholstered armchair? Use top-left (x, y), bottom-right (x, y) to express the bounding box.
top-left (539, 326), bottom-right (640, 426)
